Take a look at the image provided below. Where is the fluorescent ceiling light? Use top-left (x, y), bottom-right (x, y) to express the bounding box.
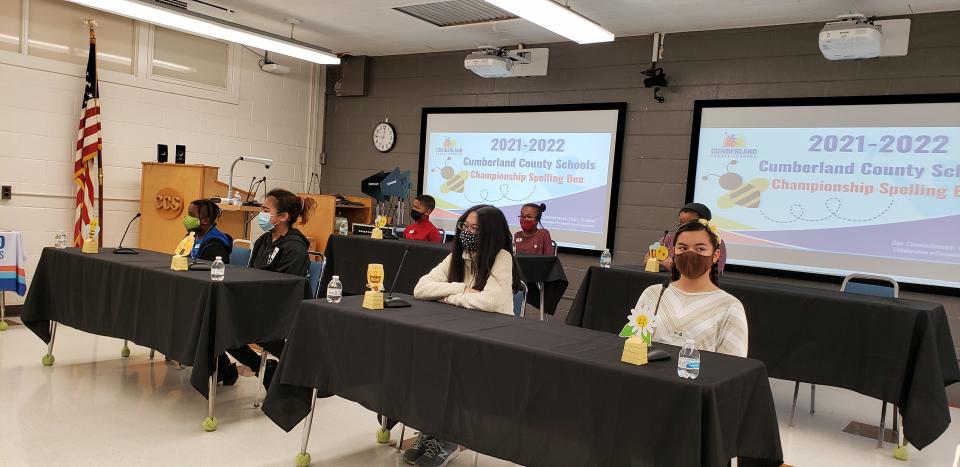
top-left (64, 0), bottom-right (340, 65)
top-left (485, 0), bottom-right (613, 44)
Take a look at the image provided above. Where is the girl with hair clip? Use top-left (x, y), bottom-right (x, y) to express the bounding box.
top-left (183, 199), bottom-right (233, 262)
top-left (513, 202), bottom-right (554, 255)
top-left (218, 188), bottom-right (316, 387)
top-left (634, 219), bottom-right (748, 357)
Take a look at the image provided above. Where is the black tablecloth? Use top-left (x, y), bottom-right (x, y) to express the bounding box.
top-left (21, 247), bottom-right (309, 396)
top-left (262, 295), bottom-right (783, 467)
top-left (320, 235), bottom-right (568, 314)
top-left (566, 266), bottom-right (960, 449)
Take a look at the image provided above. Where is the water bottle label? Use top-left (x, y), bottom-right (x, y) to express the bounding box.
top-left (686, 361), bottom-right (700, 370)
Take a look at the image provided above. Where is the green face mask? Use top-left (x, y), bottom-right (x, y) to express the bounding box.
top-left (183, 215), bottom-right (201, 232)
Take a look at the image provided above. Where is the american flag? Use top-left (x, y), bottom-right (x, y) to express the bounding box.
top-left (74, 35), bottom-right (101, 247)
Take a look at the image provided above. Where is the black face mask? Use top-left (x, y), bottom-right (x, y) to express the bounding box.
top-left (459, 230), bottom-right (479, 251)
top-left (410, 209), bottom-right (424, 222)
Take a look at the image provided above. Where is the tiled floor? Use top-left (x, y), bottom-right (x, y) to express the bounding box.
top-left (1, 322), bottom-right (958, 467)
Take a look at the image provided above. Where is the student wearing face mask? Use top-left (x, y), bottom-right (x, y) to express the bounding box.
top-left (218, 188), bottom-right (315, 388)
top-left (658, 202), bottom-right (727, 273)
top-left (403, 195), bottom-right (442, 243)
top-left (407, 205), bottom-right (522, 466)
top-left (513, 202), bottom-right (554, 255)
top-left (635, 219), bottom-right (747, 357)
top-left (183, 199), bottom-right (232, 262)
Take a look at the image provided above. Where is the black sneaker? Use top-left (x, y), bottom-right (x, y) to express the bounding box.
top-left (403, 433), bottom-right (432, 465)
top-left (414, 439), bottom-right (459, 467)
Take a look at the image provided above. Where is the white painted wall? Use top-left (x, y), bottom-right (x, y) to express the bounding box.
top-left (0, 20), bottom-right (321, 305)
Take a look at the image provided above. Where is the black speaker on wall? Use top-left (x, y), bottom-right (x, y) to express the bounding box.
top-left (157, 144), bottom-right (168, 163)
top-left (339, 55), bottom-right (369, 97)
top-left (175, 145), bottom-right (186, 164)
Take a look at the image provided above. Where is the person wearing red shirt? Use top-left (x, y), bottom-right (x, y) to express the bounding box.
top-left (404, 195), bottom-right (442, 243)
top-left (514, 202), bottom-right (554, 255)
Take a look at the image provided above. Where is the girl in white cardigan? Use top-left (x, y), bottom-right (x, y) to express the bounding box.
top-left (406, 205), bottom-right (522, 465)
top-left (414, 204), bottom-right (521, 315)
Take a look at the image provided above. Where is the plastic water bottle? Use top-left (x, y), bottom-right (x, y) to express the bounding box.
top-left (233, 192), bottom-right (242, 205)
top-left (599, 249), bottom-right (612, 268)
top-left (338, 221), bottom-right (348, 236)
top-left (327, 275), bottom-right (343, 303)
top-left (54, 230), bottom-right (68, 249)
top-left (677, 339), bottom-right (701, 379)
top-left (211, 256), bottom-right (225, 282)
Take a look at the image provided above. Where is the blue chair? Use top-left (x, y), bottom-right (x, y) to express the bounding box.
top-left (230, 239), bottom-right (253, 267)
top-left (790, 273), bottom-right (900, 450)
top-left (306, 252), bottom-right (326, 299)
top-left (513, 281), bottom-right (529, 317)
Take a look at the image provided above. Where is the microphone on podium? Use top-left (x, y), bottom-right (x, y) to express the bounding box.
top-left (384, 248), bottom-right (412, 308)
top-left (113, 213), bottom-right (141, 254)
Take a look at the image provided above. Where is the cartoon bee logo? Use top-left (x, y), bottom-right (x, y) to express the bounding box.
top-left (432, 157), bottom-right (470, 193)
top-left (702, 160), bottom-right (768, 209)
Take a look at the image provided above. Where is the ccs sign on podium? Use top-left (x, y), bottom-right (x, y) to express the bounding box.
top-left (155, 188), bottom-right (183, 219)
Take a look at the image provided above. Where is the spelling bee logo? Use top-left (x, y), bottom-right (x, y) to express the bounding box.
top-left (710, 133), bottom-right (758, 158)
top-left (436, 137), bottom-right (463, 155)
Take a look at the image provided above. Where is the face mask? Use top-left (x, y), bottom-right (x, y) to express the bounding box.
top-left (673, 251), bottom-right (714, 279)
top-left (520, 218), bottom-right (538, 232)
top-left (257, 212), bottom-right (276, 232)
top-left (183, 215), bottom-right (200, 232)
top-left (410, 209), bottom-right (424, 222)
top-left (459, 230), bottom-right (479, 251)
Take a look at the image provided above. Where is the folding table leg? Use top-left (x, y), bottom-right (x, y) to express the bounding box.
top-left (376, 415), bottom-right (391, 443)
top-left (538, 282), bottom-right (546, 322)
top-left (203, 368), bottom-right (219, 432)
top-left (789, 381), bottom-right (799, 427)
top-left (0, 293), bottom-right (8, 331)
top-left (254, 350), bottom-right (271, 408)
top-left (810, 384), bottom-right (816, 414)
top-left (878, 401), bottom-right (887, 448)
top-left (397, 424), bottom-right (406, 452)
top-left (295, 388), bottom-right (319, 467)
top-left (121, 339), bottom-right (130, 358)
top-left (42, 321), bottom-right (58, 366)
top-left (893, 406), bottom-right (908, 460)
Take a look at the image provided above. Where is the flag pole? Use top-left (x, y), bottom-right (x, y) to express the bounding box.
top-left (85, 18), bottom-right (104, 248)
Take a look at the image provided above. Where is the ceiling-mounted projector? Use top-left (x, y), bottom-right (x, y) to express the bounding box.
top-left (465, 52), bottom-right (513, 78)
top-left (465, 46), bottom-right (549, 78)
top-left (819, 13), bottom-right (883, 60)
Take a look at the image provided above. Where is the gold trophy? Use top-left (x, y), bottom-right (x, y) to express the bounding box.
top-left (361, 263), bottom-right (385, 310)
top-left (81, 217), bottom-right (100, 254)
top-left (370, 216), bottom-right (387, 240)
top-left (170, 232), bottom-right (196, 271)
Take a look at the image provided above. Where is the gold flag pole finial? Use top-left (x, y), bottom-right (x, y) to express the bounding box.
top-left (84, 17), bottom-right (98, 42)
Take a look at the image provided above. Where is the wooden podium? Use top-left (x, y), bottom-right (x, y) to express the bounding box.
top-left (139, 163), bottom-right (250, 253)
top-left (138, 162), bottom-right (374, 255)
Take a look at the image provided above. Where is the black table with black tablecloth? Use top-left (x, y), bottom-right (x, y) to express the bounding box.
top-left (21, 247), bottom-right (309, 396)
top-left (566, 265), bottom-right (960, 450)
top-left (262, 295), bottom-right (783, 467)
top-left (319, 235), bottom-right (568, 314)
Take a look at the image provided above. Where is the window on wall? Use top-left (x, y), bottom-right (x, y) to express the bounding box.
top-left (27, 0), bottom-right (135, 74)
top-left (152, 26), bottom-right (228, 89)
top-left (0, 0), bottom-right (21, 52)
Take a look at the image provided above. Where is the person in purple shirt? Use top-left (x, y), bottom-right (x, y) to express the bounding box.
top-left (659, 202), bottom-right (727, 273)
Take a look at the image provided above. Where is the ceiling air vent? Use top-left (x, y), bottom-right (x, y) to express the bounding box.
top-left (394, 0), bottom-right (517, 27)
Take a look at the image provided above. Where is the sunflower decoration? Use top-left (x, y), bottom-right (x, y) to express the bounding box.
top-left (619, 307), bottom-right (657, 346)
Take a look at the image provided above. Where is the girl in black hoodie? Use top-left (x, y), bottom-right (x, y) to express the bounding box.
top-left (219, 188), bottom-right (314, 387)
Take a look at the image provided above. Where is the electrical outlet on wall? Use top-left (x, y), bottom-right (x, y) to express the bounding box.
top-left (1, 185), bottom-right (11, 200)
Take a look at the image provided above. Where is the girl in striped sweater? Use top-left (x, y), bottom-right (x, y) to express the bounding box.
top-left (637, 218), bottom-right (748, 357)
